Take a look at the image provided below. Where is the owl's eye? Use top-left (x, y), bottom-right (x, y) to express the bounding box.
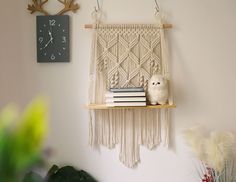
top-left (157, 82), bottom-right (160, 85)
top-left (152, 82), bottom-right (155, 85)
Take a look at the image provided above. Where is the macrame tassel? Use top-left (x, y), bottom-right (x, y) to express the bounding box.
top-left (89, 26), bottom-right (98, 147)
top-left (163, 109), bottom-right (170, 147)
top-left (119, 109), bottom-right (162, 167)
top-left (119, 109), bottom-right (139, 168)
top-left (160, 23), bottom-right (173, 105)
top-left (160, 22), bottom-right (172, 147)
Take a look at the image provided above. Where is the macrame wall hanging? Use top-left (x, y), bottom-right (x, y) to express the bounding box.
top-left (86, 1), bottom-right (175, 168)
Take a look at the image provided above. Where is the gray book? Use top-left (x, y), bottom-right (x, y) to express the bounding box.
top-left (110, 87), bottom-right (144, 92)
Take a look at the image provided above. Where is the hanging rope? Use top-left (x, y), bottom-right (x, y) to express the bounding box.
top-left (94, 0), bottom-right (100, 12)
top-left (154, 0), bottom-right (160, 13)
top-left (92, 0), bottom-right (103, 24)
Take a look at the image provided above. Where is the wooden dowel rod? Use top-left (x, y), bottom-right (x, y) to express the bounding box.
top-left (84, 24), bottom-right (94, 29)
top-left (162, 23), bottom-right (173, 29)
top-left (84, 23), bottom-right (173, 29)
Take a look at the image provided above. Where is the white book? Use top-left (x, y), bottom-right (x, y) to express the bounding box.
top-left (106, 97), bottom-right (146, 102)
top-left (110, 87), bottom-right (144, 92)
top-left (105, 91), bottom-right (145, 98)
top-left (106, 102), bottom-right (146, 107)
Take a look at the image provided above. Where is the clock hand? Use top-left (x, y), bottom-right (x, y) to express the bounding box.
top-left (48, 30), bottom-right (53, 43)
top-left (43, 38), bottom-right (53, 49)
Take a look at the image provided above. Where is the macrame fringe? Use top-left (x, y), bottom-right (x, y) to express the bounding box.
top-left (90, 109), bottom-right (163, 167)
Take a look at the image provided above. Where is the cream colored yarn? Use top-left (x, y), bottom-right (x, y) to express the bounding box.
top-left (89, 20), bottom-right (171, 168)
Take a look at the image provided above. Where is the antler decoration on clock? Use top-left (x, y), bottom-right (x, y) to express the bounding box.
top-left (56, 0), bottom-right (80, 15)
top-left (27, 0), bottom-right (50, 15)
top-left (27, 0), bottom-right (80, 15)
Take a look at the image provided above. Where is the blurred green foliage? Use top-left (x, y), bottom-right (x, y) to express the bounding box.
top-left (0, 98), bottom-right (48, 182)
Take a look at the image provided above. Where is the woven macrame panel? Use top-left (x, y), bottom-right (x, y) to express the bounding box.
top-left (96, 24), bottom-right (162, 100)
top-left (89, 24), bottom-right (169, 168)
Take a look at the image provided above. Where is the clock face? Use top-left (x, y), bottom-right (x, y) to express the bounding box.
top-left (36, 15), bottom-right (69, 62)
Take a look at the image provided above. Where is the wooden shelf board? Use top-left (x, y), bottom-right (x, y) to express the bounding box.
top-left (86, 104), bottom-right (176, 110)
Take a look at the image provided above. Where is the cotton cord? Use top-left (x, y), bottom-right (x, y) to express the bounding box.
top-left (89, 21), bottom-right (172, 167)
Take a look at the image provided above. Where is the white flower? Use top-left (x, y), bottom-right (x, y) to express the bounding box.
top-left (183, 125), bottom-right (207, 161)
top-left (205, 131), bottom-right (235, 173)
top-left (183, 126), bottom-right (236, 181)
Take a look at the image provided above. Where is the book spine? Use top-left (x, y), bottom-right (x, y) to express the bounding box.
top-left (106, 97), bottom-right (146, 102)
top-left (106, 102), bottom-right (147, 107)
top-left (110, 87), bottom-right (144, 92)
top-left (105, 92), bottom-right (146, 97)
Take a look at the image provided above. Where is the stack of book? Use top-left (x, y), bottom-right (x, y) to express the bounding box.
top-left (105, 87), bottom-right (146, 107)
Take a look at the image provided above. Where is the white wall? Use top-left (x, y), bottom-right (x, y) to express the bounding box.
top-left (1, 0), bottom-right (236, 181)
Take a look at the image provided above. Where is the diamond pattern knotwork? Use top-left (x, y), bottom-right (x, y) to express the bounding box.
top-left (96, 26), bottom-right (162, 89)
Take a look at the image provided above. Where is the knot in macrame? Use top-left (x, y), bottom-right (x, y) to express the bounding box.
top-left (139, 75), bottom-right (144, 87)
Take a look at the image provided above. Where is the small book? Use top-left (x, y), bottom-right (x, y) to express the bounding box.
top-left (106, 102), bottom-right (147, 107)
top-left (106, 97), bottom-right (146, 102)
top-left (110, 87), bottom-right (144, 92)
top-left (105, 91), bottom-right (145, 98)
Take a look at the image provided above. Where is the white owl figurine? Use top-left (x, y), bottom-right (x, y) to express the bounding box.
top-left (148, 74), bottom-right (169, 105)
